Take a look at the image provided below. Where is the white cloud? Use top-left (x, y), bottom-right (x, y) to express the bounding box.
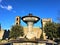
top-left (0, 0), bottom-right (2, 3)
top-left (0, 5), bottom-right (4, 8)
top-left (0, 5), bottom-right (13, 11)
top-left (0, 0), bottom-right (14, 11)
top-left (5, 5), bottom-right (13, 10)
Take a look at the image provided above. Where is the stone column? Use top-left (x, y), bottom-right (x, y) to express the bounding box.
top-left (26, 22), bottom-right (35, 39)
top-left (27, 22), bottom-right (33, 33)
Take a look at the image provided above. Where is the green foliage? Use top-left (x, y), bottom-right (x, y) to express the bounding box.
top-left (44, 22), bottom-right (58, 40)
top-left (57, 23), bottom-right (60, 38)
top-left (9, 25), bottom-right (24, 39)
top-left (0, 39), bottom-right (2, 42)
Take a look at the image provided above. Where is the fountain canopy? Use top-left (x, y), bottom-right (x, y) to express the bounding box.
top-left (22, 13), bottom-right (40, 23)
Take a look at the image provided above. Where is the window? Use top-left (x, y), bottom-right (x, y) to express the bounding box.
top-left (16, 23), bottom-right (18, 25)
top-left (16, 18), bottom-right (18, 21)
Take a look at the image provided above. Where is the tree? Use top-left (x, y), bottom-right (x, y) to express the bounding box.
top-left (44, 22), bottom-right (58, 40)
top-left (57, 23), bottom-right (60, 38)
top-left (9, 25), bottom-right (24, 39)
top-left (57, 17), bottom-right (60, 23)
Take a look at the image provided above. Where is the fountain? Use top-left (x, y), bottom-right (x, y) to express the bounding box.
top-left (22, 13), bottom-right (40, 39)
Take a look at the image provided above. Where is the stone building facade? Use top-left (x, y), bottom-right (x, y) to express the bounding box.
top-left (41, 18), bottom-right (52, 40)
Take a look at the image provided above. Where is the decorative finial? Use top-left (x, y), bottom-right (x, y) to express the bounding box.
top-left (28, 13), bottom-right (32, 16)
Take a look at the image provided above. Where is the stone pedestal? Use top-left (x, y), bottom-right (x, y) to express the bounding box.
top-left (26, 32), bottom-right (35, 39)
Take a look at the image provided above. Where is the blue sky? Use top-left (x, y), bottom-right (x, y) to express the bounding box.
top-left (0, 0), bottom-right (60, 29)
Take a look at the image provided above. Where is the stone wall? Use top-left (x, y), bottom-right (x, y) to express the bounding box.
top-left (0, 30), bottom-right (4, 39)
top-left (13, 43), bottom-right (46, 45)
top-left (23, 27), bottom-right (42, 39)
